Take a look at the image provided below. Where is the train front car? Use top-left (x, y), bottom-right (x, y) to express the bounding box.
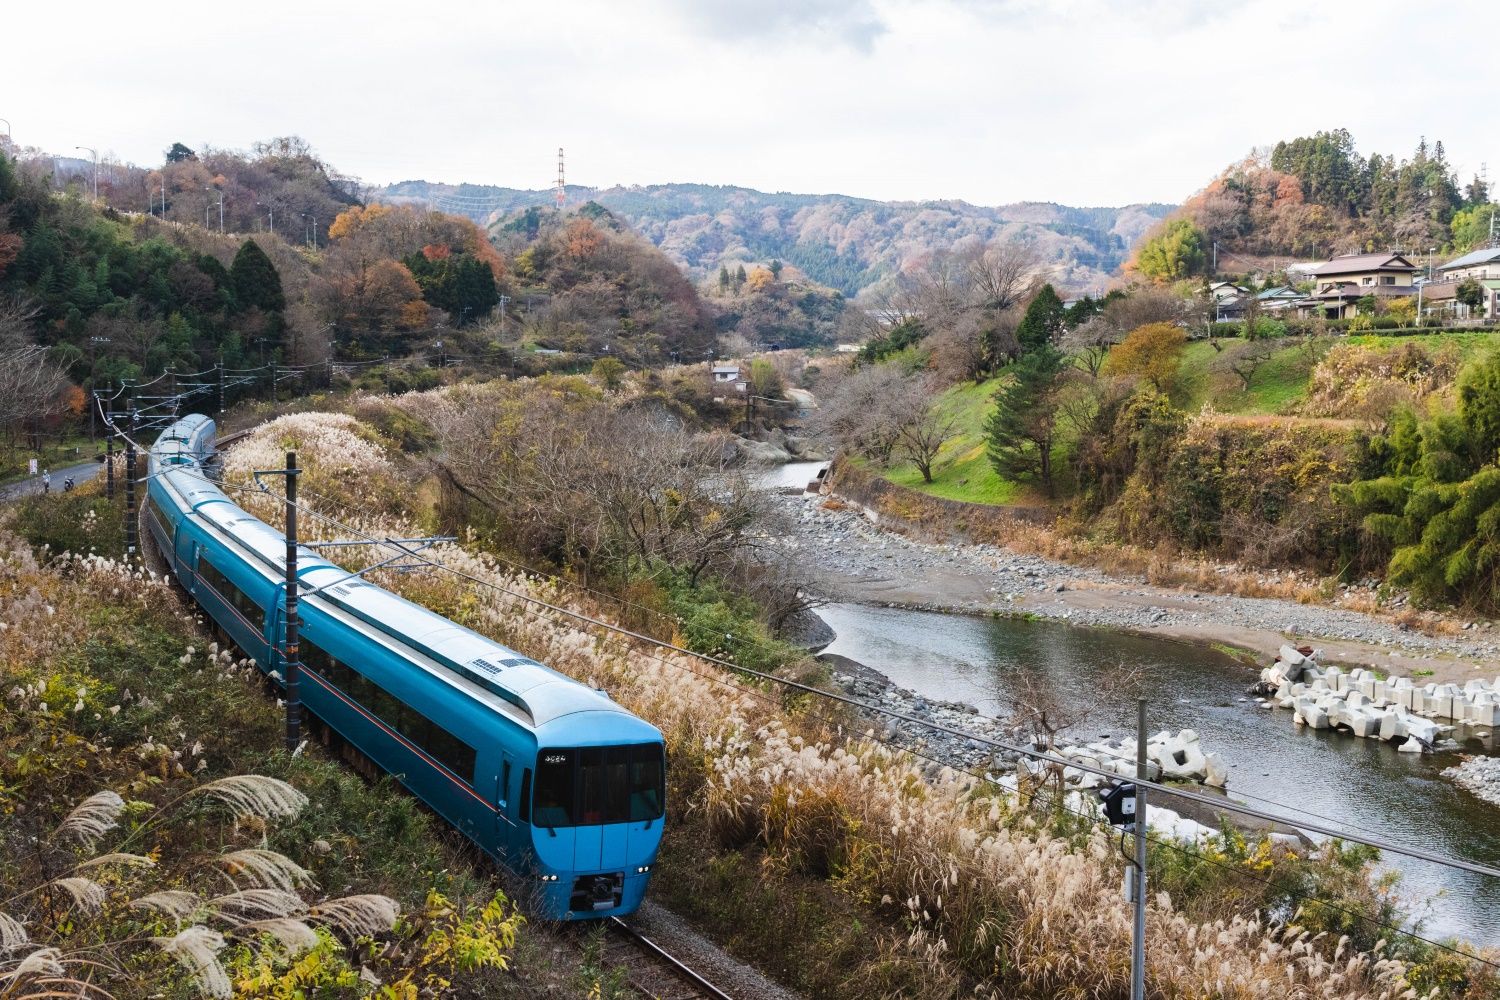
top-left (526, 704), bottom-right (666, 918)
top-left (143, 414), bottom-right (667, 922)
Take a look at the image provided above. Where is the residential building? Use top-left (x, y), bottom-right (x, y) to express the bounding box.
top-left (1417, 247), bottom-right (1500, 321)
top-left (711, 363), bottom-right (742, 383)
top-left (1297, 252), bottom-right (1418, 319)
top-left (1256, 286), bottom-right (1304, 312)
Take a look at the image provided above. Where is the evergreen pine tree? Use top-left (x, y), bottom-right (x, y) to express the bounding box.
top-left (1016, 284), bottom-right (1066, 353)
top-left (734, 264), bottom-right (747, 295)
top-left (718, 265), bottom-right (730, 292)
top-left (985, 344), bottom-right (1066, 495)
top-left (229, 239), bottom-right (285, 313)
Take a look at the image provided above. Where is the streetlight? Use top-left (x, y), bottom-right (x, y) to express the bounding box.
top-left (299, 213), bottom-right (318, 248)
top-left (74, 146), bottom-right (98, 200)
top-left (0, 118), bottom-right (11, 141)
top-left (206, 187), bottom-right (223, 233)
top-left (256, 201), bottom-right (274, 236)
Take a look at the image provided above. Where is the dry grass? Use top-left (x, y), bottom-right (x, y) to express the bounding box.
top-left (212, 408), bottom-right (1500, 999)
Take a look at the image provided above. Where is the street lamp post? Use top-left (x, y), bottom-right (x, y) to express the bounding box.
top-left (257, 201), bottom-right (274, 236)
top-left (0, 118), bottom-right (11, 142)
top-left (206, 187), bottom-right (223, 232)
top-left (74, 146), bottom-right (98, 200)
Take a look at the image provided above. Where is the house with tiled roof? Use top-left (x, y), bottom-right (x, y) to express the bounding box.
top-left (1416, 247), bottom-right (1500, 321)
top-left (1296, 252), bottom-right (1419, 319)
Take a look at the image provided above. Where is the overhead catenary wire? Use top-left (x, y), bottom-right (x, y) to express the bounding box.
top-left (105, 416), bottom-right (1494, 859)
top-left (377, 555), bottom-right (1500, 977)
top-left (115, 424), bottom-right (1500, 973)
top-left (228, 474), bottom-right (1500, 887)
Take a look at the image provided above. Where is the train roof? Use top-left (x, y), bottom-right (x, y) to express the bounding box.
top-left (149, 415), bottom-right (657, 738)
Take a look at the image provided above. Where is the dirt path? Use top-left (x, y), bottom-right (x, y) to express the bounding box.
top-left (775, 489), bottom-right (1500, 685)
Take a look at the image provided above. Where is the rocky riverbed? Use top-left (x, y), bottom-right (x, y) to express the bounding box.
top-left (769, 488), bottom-right (1500, 684)
top-left (1444, 756), bottom-right (1500, 808)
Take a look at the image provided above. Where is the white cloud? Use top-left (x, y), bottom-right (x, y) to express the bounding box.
top-left (666, 0), bottom-right (888, 53)
top-left (1, 0), bottom-right (1494, 208)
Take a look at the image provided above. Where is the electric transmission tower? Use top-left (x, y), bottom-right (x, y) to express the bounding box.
top-left (556, 147), bottom-right (565, 210)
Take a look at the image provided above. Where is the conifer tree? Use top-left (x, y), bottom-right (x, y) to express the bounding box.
top-left (985, 343), bottom-right (1067, 495)
top-left (229, 239), bottom-right (285, 314)
top-left (718, 265), bottom-right (730, 292)
top-left (1016, 284), bottom-right (1066, 353)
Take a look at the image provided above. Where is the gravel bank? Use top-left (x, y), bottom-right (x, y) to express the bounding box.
top-left (1443, 757), bottom-right (1500, 809)
top-left (771, 489), bottom-right (1500, 682)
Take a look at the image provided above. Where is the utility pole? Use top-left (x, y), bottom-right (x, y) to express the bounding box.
top-left (1130, 697), bottom-right (1148, 1000)
top-left (103, 391), bottom-right (114, 500)
top-left (124, 405), bottom-right (138, 564)
top-left (283, 451), bottom-right (302, 751)
top-left (217, 360), bottom-right (225, 415)
top-left (270, 360), bottom-right (278, 403)
top-left (498, 293), bottom-right (510, 336)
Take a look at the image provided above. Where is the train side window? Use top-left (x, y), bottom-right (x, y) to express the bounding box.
top-left (519, 770), bottom-right (532, 823)
top-left (301, 638), bottom-right (477, 784)
top-left (501, 761), bottom-right (512, 806)
top-left (198, 558), bottom-right (264, 627)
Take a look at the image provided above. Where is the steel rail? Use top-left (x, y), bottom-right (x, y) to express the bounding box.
top-left (607, 917), bottom-right (734, 1000)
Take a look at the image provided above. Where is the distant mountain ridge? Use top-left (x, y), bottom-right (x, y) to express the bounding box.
top-left (374, 179), bottom-right (1171, 297)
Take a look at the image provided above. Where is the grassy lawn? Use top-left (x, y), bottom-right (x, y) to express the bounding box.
top-left (874, 330), bottom-right (1500, 508)
top-left (1174, 339), bottom-right (1319, 415)
top-left (881, 377), bottom-right (1027, 504)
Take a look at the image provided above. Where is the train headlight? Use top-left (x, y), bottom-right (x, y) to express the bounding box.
top-left (635, 865), bottom-right (650, 874)
top-left (539, 874), bottom-right (560, 882)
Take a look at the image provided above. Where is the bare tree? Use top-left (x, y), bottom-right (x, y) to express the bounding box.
top-left (0, 298), bottom-right (69, 452)
top-left (1212, 338), bottom-right (1279, 390)
top-left (962, 240), bottom-right (1042, 311)
top-left (809, 363), bottom-right (917, 466)
top-left (893, 377), bottom-right (959, 483)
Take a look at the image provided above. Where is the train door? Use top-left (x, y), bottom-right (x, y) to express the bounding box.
top-left (495, 752), bottom-right (514, 863)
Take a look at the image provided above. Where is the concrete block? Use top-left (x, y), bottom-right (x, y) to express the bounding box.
top-left (1204, 753), bottom-right (1228, 788)
top-left (1279, 644), bottom-right (1306, 668)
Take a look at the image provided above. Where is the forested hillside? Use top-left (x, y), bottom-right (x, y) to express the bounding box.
top-left (1130, 130), bottom-right (1497, 279)
top-left (377, 179), bottom-right (1171, 297)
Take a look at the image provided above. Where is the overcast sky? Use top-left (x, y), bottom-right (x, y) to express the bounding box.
top-left (3, 0), bottom-right (1495, 208)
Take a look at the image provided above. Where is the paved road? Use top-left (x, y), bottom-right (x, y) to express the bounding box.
top-left (0, 459), bottom-right (105, 501)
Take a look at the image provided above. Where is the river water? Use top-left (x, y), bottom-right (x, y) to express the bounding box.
top-left (816, 601), bottom-right (1500, 945)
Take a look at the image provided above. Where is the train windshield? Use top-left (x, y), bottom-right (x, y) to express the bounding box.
top-left (533, 744), bottom-right (664, 828)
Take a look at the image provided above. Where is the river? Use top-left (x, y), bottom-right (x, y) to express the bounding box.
top-left (816, 601), bottom-right (1500, 946)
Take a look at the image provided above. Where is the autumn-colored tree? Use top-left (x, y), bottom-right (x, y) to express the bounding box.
top-left (564, 219), bottom-right (602, 260)
top-left (1109, 323), bottom-right (1188, 394)
top-left (59, 383), bottom-right (86, 417)
top-left (745, 267), bottom-right (775, 294)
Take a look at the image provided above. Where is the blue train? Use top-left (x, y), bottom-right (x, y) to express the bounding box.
top-left (144, 414), bottom-right (665, 918)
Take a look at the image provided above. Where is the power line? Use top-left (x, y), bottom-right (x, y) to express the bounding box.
top-left (242, 479), bottom-right (1500, 885)
top-left (119, 431), bottom-right (1500, 975)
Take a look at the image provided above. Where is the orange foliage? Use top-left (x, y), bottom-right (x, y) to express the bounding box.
top-left (745, 267), bottom-right (775, 293)
top-left (421, 243), bottom-right (451, 261)
top-left (327, 203), bottom-right (392, 242)
top-left (59, 384), bottom-right (87, 418)
top-left (563, 219), bottom-right (602, 259)
top-left (400, 299), bottom-right (431, 329)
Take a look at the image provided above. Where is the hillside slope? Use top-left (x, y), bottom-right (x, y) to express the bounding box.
top-left (375, 180), bottom-right (1171, 297)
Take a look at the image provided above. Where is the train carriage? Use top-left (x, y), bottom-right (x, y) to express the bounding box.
top-left (144, 414), bottom-right (664, 918)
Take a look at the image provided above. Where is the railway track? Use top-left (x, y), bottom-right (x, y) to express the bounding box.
top-left (601, 916), bottom-right (736, 1000)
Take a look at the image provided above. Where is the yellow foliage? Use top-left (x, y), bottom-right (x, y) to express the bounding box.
top-left (745, 267), bottom-right (775, 293)
top-left (1108, 322), bottom-right (1187, 393)
top-left (327, 203), bottom-right (392, 242)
